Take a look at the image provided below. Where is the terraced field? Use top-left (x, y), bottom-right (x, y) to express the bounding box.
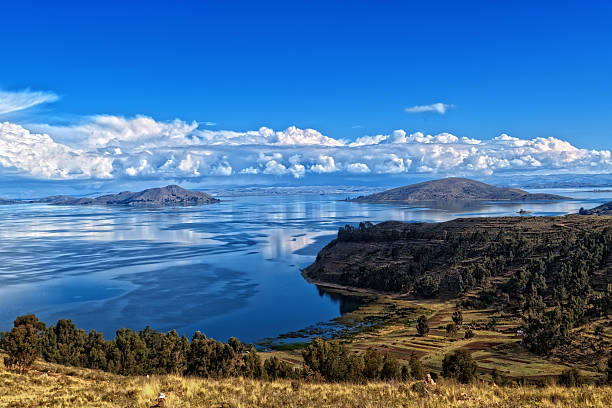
top-left (269, 292), bottom-right (611, 383)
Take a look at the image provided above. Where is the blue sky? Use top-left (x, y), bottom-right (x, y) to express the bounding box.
top-left (0, 1), bottom-right (611, 191)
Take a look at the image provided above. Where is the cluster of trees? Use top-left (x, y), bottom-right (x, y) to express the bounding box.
top-left (510, 228), bottom-right (612, 356)
top-left (328, 220), bottom-right (612, 360)
top-left (1, 314), bottom-right (267, 378)
top-left (301, 338), bottom-right (424, 382)
top-left (441, 349), bottom-right (477, 384)
top-left (330, 220), bottom-right (611, 307)
top-left (1, 314), bottom-right (431, 384)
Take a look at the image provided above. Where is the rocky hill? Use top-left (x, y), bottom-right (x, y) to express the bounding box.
top-left (38, 185), bottom-right (220, 206)
top-left (580, 201), bottom-right (612, 215)
top-left (349, 178), bottom-right (570, 203)
top-left (303, 215), bottom-right (611, 299)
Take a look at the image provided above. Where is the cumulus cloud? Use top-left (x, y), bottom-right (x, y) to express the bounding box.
top-left (0, 89), bottom-right (59, 115)
top-left (310, 155), bottom-right (338, 174)
top-left (1, 114), bottom-right (611, 182)
top-left (347, 163), bottom-right (370, 174)
top-left (405, 102), bottom-right (455, 114)
top-left (0, 121), bottom-right (113, 179)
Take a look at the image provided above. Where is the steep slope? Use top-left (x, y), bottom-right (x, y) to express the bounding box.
top-left (350, 178), bottom-right (570, 202)
top-left (303, 215), bottom-right (611, 298)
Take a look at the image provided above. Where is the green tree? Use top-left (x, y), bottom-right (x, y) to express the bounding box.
top-left (409, 352), bottom-right (425, 380)
top-left (84, 330), bottom-right (107, 370)
top-left (378, 354), bottom-right (401, 381)
top-left (302, 338), bottom-right (352, 382)
top-left (522, 308), bottom-right (571, 355)
top-left (446, 323), bottom-right (458, 338)
top-left (242, 344), bottom-right (265, 379)
top-left (416, 315), bottom-right (429, 337)
top-left (13, 314), bottom-right (46, 333)
top-left (112, 328), bottom-right (148, 375)
top-left (559, 368), bottom-right (583, 387)
top-left (452, 310), bottom-right (463, 327)
top-left (264, 355), bottom-right (294, 380)
top-left (362, 348), bottom-right (384, 380)
top-left (442, 350), bottom-right (478, 383)
top-left (491, 368), bottom-right (502, 385)
top-left (54, 319), bottom-right (87, 366)
top-left (414, 275), bottom-right (440, 298)
top-left (2, 324), bottom-right (39, 373)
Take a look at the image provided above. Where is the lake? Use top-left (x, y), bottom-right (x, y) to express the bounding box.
top-left (0, 188), bottom-right (609, 343)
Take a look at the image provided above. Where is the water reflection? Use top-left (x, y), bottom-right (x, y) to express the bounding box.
top-left (316, 286), bottom-right (366, 315)
top-left (0, 190), bottom-right (609, 342)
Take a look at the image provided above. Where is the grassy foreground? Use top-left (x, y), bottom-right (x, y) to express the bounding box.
top-left (2, 359), bottom-right (612, 408)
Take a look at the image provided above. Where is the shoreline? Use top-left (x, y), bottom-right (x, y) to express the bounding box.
top-left (300, 268), bottom-right (407, 298)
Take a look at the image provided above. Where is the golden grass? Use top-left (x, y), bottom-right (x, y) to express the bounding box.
top-left (2, 359), bottom-right (612, 408)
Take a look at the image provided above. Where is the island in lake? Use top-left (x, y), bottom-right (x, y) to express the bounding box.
top-left (349, 177), bottom-right (571, 203)
top-left (34, 185), bottom-right (220, 206)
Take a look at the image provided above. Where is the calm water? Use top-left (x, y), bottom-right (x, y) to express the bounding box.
top-left (0, 189), bottom-right (610, 343)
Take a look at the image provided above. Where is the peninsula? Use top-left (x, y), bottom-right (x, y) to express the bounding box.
top-left (579, 201), bottom-right (612, 215)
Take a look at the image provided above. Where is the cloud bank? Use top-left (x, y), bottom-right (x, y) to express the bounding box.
top-left (0, 89), bottom-right (59, 115)
top-left (0, 115), bottom-right (610, 182)
top-left (405, 102), bottom-right (455, 114)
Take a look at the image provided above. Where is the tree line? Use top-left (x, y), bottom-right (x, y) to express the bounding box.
top-left (1, 314), bottom-right (437, 383)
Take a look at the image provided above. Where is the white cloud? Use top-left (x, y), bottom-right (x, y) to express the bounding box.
top-left (0, 121), bottom-right (113, 179)
top-left (374, 154), bottom-right (406, 174)
top-left (0, 89), bottom-right (59, 115)
top-left (240, 166), bottom-right (259, 175)
top-left (263, 160), bottom-right (288, 176)
top-left (1, 114), bottom-right (611, 182)
top-left (347, 163), bottom-right (371, 173)
top-left (310, 155), bottom-right (338, 173)
top-left (178, 154), bottom-right (201, 176)
top-left (405, 102), bottom-right (455, 114)
top-left (289, 163), bottom-right (306, 178)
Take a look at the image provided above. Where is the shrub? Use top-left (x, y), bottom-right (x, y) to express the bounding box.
top-left (416, 315), bottom-right (429, 337)
top-left (491, 368), bottom-right (503, 385)
top-left (559, 368), bottom-right (583, 387)
top-left (452, 310), bottom-right (463, 326)
top-left (1, 324), bottom-right (39, 373)
top-left (445, 323), bottom-right (458, 338)
top-left (485, 316), bottom-right (498, 331)
top-left (442, 350), bottom-right (477, 383)
top-left (409, 352), bottom-right (425, 380)
top-left (414, 275), bottom-right (440, 298)
top-left (264, 356), bottom-right (295, 380)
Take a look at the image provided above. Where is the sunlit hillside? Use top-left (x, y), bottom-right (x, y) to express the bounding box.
top-left (2, 358), bottom-right (612, 408)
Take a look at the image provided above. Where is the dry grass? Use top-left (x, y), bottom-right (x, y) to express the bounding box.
top-left (2, 359), bottom-right (612, 408)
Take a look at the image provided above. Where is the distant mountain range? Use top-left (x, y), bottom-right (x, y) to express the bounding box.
top-left (579, 201), bottom-right (612, 216)
top-left (349, 177), bottom-right (571, 203)
top-left (34, 185), bottom-right (220, 206)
